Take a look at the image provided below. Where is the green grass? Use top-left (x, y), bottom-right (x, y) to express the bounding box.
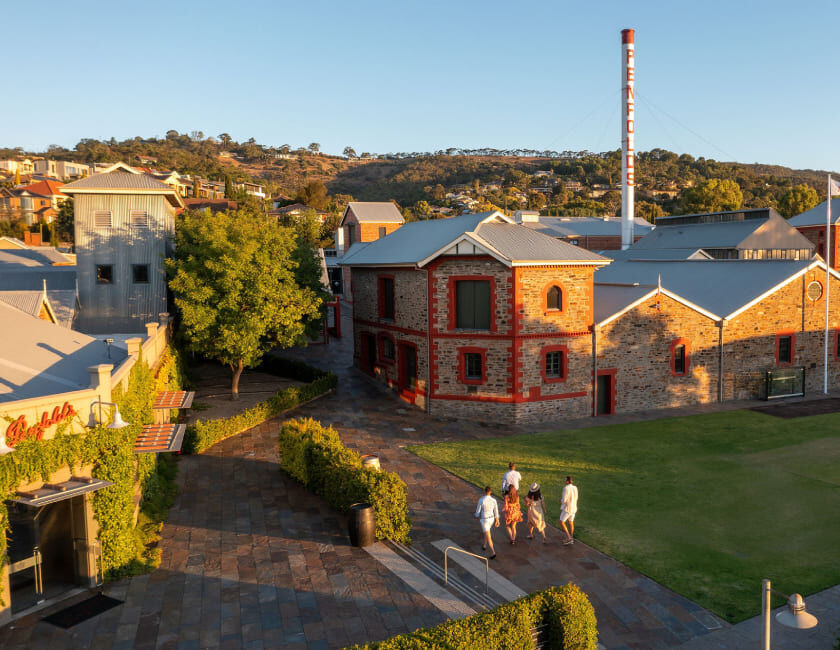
top-left (409, 410), bottom-right (840, 623)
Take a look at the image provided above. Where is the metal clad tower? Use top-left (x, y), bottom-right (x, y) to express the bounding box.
top-left (621, 28), bottom-right (635, 250)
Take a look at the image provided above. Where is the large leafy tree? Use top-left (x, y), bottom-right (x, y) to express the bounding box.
top-left (56, 199), bottom-right (75, 243)
top-left (166, 209), bottom-right (323, 399)
top-left (680, 178), bottom-right (743, 213)
top-left (778, 184), bottom-right (819, 218)
top-left (295, 180), bottom-right (329, 210)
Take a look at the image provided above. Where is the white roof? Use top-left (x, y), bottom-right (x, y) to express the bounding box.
top-left (340, 202), bottom-right (405, 225)
top-left (0, 302), bottom-right (127, 402)
top-left (339, 211), bottom-right (609, 268)
top-left (524, 216), bottom-right (654, 238)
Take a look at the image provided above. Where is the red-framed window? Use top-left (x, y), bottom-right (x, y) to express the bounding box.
top-left (670, 338), bottom-right (690, 377)
top-left (835, 329), bottom-right (840, 361)
top-left (457, 346), bottom-right (487, 385)
top-left (775, 331), bottom-right (795, 366)
top-left (378, 333), bottom-right (396, 364)
top-left (542, 282), bottom-right (565, 314)
top-left (377, 274), bottom-right (395, 320)
top-left (541, 344), bottom-right (568, 383)
top-left (448, 276), bottom-right (497, 331)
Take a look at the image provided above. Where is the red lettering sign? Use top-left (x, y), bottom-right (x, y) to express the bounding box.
top-left (4, 402), bottom-right (76, 447)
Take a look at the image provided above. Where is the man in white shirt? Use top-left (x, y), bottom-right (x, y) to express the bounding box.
top-left (559, 475), bottom-right (578, 545)
top-left (474, 486), bottom-right (500, 559)
top-left (501, 462), bottom-right (521, 496)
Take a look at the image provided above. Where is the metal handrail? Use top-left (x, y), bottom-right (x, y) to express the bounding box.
top-left (444, 545), bottom-right (489, 595)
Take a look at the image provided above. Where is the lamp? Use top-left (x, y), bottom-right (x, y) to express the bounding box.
top-left (89, 399), bottom-right (130, 430)
top-left (762, 579), bottom-right (818, 650)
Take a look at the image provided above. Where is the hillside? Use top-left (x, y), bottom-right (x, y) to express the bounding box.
top-left (1, 134), bottom-right (832, 218)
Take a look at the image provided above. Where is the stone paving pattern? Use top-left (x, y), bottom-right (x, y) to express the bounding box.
top-left (0, 304), bottom-right (837, 649)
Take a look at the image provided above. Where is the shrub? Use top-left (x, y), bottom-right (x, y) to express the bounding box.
top-left (183, 363), bottom-right (337, 454)
top-left (345, 585), bottom-right (597, 650)
top-left (278, 418), bottom-right (411, 543)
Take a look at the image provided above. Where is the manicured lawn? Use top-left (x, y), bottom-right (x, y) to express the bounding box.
top-left (408, 410), bottom-right (840, 622)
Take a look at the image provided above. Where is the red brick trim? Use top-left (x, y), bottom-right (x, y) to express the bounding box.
top-left (377, 332), bottom-right (396, 365)
top-left (512, 267), bottom-right (520, 399)
top-left (775, 330), bottom-right (796, 367)
top-left (377, 273), bottom-right (395, 321)
top-left (431, 391), bottom-right (587, 403)
top-left (433, 330), bottom-right (590, 340)
top-left (353, 317), bottom-right (426, 338)
top-left (447, 275), bottom-right (497, 332)
top-left (541, 344), bottom-right (569, 383)
top-left (669, 338), bottom-right (690, 377)
top-left (541, 281), bottom-right (566, 315)
top-left (457, 346), bottom-right (487, 385)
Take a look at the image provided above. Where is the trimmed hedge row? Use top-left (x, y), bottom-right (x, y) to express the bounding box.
top-left (346, 584), bottom-right (597, 650)
top-left (278, 418), bottom-right (411, 543)
top-left (183, 360), bottom-right (337, 454)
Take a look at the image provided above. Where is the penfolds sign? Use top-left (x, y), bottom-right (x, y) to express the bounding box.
top-left (4, 402), bottom-right (76, 447)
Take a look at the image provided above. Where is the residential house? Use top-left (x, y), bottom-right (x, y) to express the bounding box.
top-left (233, 181), bottom-right (266, 200)
top-left (61, 170), bottom-right (184, 333)
top-left (182, 198), bottom-right (239, 213)
top-left (268, 202), bottom-right (328, 223)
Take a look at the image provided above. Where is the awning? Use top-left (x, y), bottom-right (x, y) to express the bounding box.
top-left (134, 424), bottom-right (186, 453)
top-left (12, 477), bottom-right (114, 507)
top-left (152, 391), bottom-right (195, 410)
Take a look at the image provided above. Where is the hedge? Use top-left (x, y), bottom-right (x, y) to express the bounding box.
top-left (183, 359), bottom-right (337, 454)
top-left (278, 418), bottom-right (411, 543)
top-left (345, 584), bottom-right (598, 650)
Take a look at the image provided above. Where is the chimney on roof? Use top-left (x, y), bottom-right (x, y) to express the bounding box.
top-left (621, 28), bottom-right (635, 250)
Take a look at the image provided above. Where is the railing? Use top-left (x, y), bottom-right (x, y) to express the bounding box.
top-left (9, 546), bottom-right (45, 604)
top-left (444, 545), bottom-right (488, 595)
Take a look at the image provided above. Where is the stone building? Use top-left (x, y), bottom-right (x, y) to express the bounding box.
top-left (789, 199), bottom-right (840, 268)
top-left (343, 211), bottom-right (840, 423)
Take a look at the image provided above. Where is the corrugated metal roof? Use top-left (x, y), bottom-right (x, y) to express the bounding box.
top-left (46, 290), bottom-right (78, 328)
top-left (0, 267), bottom-right (76, 292)
top-left (595, 259), bottom-right (815, 320)
top-left (0, 302), bottom-right (126, 402)
top-left (604, 247), bottom-right (711, 261)
top-left (338, 212), bottom-right (608, 267)
top-left (0, 247), bottom-right (71, 267)
top-left (788, 199), bottom-right (840, 227)
top-left (475, 223), bottom-right (608, 264)
top-left (62, 171), bottom-right (173, 192)
top-left (345, 202), bottom-right (405, 224)
top-left (524, 216), bottom-right (654, 238)
top-left (0, 291), bottom-right (43, 318)
top-left (630, 220), bottom-right (766, 249)
top-left (594, 284), bottom-right (654, 323)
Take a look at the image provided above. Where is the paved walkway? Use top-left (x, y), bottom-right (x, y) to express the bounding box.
top-left (2, 304), bottom-right (837, 649)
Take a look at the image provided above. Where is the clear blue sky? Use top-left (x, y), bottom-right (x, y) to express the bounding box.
top-left (2, 0), bottom-right (838, 172)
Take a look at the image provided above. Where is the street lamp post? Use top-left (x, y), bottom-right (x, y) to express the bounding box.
top-left (89, 399), bottom-right (130, 429)
top-left (762, 579), bottom-right (818, 650)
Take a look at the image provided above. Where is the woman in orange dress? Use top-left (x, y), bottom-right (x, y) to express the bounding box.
top-left (503, 485), bottom-right (523, 545)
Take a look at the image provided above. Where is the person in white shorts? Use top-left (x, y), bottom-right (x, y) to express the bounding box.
top-left (474, 486), bottom-right (500, 559)
top-left (559, 475), bottom-right (578, 545)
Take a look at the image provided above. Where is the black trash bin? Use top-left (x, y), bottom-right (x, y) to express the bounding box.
top-left (348, 503), bottom-right (376, 547)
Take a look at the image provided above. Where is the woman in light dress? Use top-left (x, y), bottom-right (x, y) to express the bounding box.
top-left (525, 482), bottom-right (547, 543)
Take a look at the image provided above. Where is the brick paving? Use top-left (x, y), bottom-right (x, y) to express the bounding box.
top-left (2, 303), bottom-right (837, 649)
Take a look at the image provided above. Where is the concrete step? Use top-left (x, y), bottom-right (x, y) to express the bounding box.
top-left (431, 538), bottom-right (527, 602)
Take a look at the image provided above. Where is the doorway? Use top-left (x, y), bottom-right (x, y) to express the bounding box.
top-left (596, 372), bottom-right (615, 416)
top-left (361, 334), bottom-right (376, 374)
top-left (399, 344), bottom-right (417, 395)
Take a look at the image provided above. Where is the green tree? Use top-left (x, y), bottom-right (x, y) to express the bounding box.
top-left (528, 192), bottom-right (547, 211)
top-left (680, 178), bottom-right (743, 213)
top-left (343, 146), bottom-right (356, 159)
top-left (308, 142), bottom-right (321, 154)
top-left (635, 200), bottom-right (666, 223)
top-left (224, 175), bottom-right (233, 199)
top-left (295, 180), bottom-right (329, 210)
top-left (218, 133), bottom-right (232, 148)
top-left (778, 184), bottom-right (819, 218)
top-left (56, 199), bottom-right (75, 243)
top-left (166, 209), bottom-right (322, 399)
top-left (413, 200), bottom-right (431, 219)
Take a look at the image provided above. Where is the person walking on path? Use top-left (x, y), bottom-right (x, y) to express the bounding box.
top-left (503, 485), bottom-right (523, 545)
top-left (558, 475), bottom-right (578, 545)
top-left (525, 483), bottom-right (547, 543)
top-left (501, 461), bottom-right (521, 496)
top-left (474, 486), bottom-right (500, 559)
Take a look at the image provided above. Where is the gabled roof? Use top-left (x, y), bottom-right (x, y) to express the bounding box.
top-left (0, 302), bottom-right (125, 402)
top-left (788, 199), bottom-right (840, 227)
top-left (20, 179), bottom-right (66, 198)
top-left (274, 202), bottom-right (327, 214)
top-left (594, 258), bottom-right (827, 323)
top-left (0, 247), bottom-right (72, 267)
top-left (340, 211), bottom-right (610, 268)
top-left (0, 236), bottom-right (27, 249)
top-left (523, 216), bottom-right (654, 238)
top-left (0, 291), bottom-right (55, 322)
top-left (340, 201), bottom-right (405, 225)
top-left (62, 171), bottom-right (184, 208)
top-left (629, 212), bottom-right (812, 251)
top-left (604, 247), bottom-right (712, 261)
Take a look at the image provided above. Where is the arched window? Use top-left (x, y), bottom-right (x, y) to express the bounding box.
top-left (546, 285), bottom-right (562, 311)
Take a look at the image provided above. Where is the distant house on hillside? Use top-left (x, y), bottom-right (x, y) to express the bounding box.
top-left (182, 198), bottom-right (239, 213)
top-left (267, 202), bottom-right (328, 223)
